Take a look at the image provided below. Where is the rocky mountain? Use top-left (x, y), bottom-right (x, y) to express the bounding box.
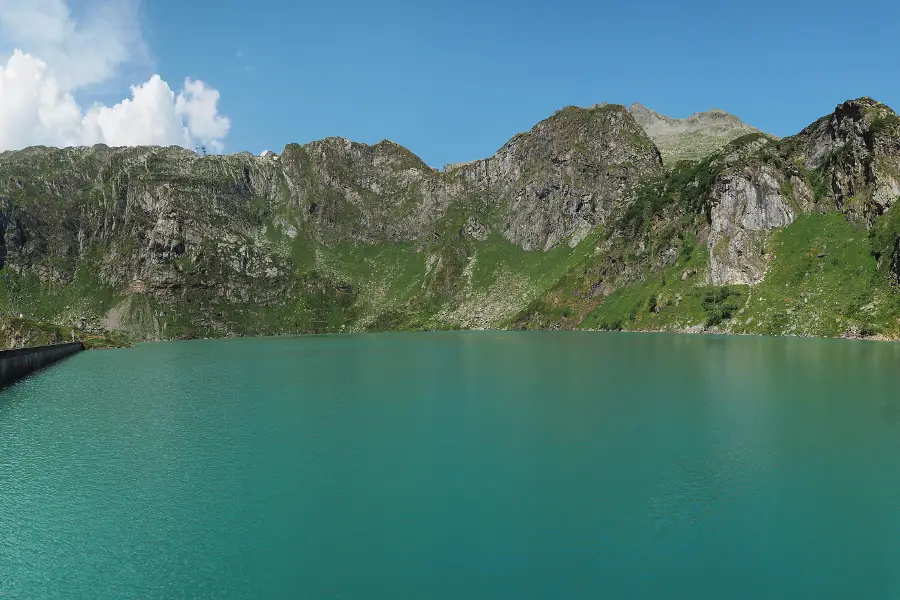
top-left (628, 102), bottom-right (768, 165)
top-left (1, 97), bottom-right (900, 343)
top-left (0, 315), bottom-right (127, 350)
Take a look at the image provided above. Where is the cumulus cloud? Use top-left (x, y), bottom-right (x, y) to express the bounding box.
top-left (0, 0), bottom-right (147, 90)
top-left (174, 79), bottom-right (232, 152)
top-left (0, 0), bottom-right (231, 152)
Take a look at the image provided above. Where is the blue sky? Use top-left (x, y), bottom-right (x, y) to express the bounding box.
top-left (10, 0), bottom-right (900, 165)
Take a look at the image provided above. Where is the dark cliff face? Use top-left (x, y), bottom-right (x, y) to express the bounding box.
top-left (2, 98), bottom-right (900, 341)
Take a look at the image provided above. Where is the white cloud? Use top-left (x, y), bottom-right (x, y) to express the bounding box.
top-left (175, 79), bottom-right (231, 152)
top-left (0, 0), bottom-right (231, 152)
top-left (0, 0), bottom-right (147, 90)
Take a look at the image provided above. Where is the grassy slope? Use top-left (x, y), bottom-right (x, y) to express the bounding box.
top-left (16, 207), bottom-right (895, 343)
top-left (579, 243), bottom-right (713, 332)
top-left (580, 212), bottom-right (900, 339)
top-left (6, 104), bottom-right (900, 343)
top-left (0, 254), bottom-right (130, 347)
top-left (731, 212), bottom-right (897, 338)
top-left (0, 316), bottom-right (130, 350)
top-left (7, 213), bottom-right (899, 343)
top-left (318, 229), bottom-right (607, 332)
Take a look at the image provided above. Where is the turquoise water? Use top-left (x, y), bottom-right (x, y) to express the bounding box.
top-left (2, 332), bottom-right (900, 598)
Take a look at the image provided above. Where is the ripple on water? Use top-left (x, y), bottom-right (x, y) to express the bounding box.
top-left (1, 333), bottom-right (900, 599)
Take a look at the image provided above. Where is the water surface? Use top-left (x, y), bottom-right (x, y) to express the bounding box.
top-left (2, 332), bottom-right (900, 598)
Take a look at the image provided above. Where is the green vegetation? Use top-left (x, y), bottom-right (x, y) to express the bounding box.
top-left (619, 155), bottom-right (719, 239)
top-left (579, 243), bottom-right (714, 332)
top-left (701, 287), bottom-right (742, 327)
top-left (732, 212), bottom-right (900, 338)
top-left (577, 211), bottom-right (900, 339)
top-left (4, 98), bottom-right (900, 344)
top-left (0, 315), bottom-right (130, 350)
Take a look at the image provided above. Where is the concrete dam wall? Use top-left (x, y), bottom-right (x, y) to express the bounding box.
top-left (0, 342), bottom-right (84, 388)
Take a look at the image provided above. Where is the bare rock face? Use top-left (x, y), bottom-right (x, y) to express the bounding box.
top-left (704, 98), bottom-right (900, 286)
top-left (707, 165), bottom-right (811, 285)
top-left (5, 95), bottom-right (900, 339)
top-left (279, 137), bottom-right (450, 245)
top-left (791, 97), bottom-right (900, 221)
top-left (628, 102), bottom-right (767, 165)
top-left (0, 101), bottom-right (664, 336)
top-left (450, 104), bottom-right (663, 250)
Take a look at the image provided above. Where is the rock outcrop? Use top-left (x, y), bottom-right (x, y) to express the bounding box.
top-left (790, 97), bottom-right (900, 222)
top-left (703, 98), bottom-right (900, 285)
top-left (0, 102), bottom-right (662, 337)
top-left (628, 102), bottom-right (767, 165)
top-left (707, 165), bottom-right (811, 284)
top-left (2, 97), bottom-right (900, 341)
top-left (449, 104), bottom-right (663, 250)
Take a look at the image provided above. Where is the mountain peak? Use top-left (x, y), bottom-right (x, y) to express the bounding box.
top-left (628, 102), bottom-right (673, 125)
top-left (626, 102), bottom-right (767, 164)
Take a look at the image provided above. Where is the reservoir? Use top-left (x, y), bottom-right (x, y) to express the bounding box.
top-left (1, 331), bottom-right (899, 598)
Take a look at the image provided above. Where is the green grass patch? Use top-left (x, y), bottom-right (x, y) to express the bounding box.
top-left (579, 243), bottom-right (714, 331)
top-left (732, 211), bottom-right (897, 337)
top-left (470, 230), bottom-right (603, 293)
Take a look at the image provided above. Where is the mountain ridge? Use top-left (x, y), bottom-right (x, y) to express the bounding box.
top-left (627, 101), bottom-right (769, 165)
top-left (0, 100), bottom-right (766, 175)
top-left (0, 96), bottom-right (899, 344)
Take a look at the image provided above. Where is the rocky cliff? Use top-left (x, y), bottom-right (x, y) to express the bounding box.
top-left (514, 98), bottom-right (900, 339)
top-left (2, 97), bottom-right (900, 342)
top-left (0, 103), bottom-right (662, 339)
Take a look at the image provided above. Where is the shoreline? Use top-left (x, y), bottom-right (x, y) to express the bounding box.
top-left (579, 325), bottom-right (900, 343)
top-left (120, 325), bottom-right (900, 346)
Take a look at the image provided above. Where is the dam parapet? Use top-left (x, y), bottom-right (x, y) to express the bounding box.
top-left (0, 342), bottom-right (84, 388)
